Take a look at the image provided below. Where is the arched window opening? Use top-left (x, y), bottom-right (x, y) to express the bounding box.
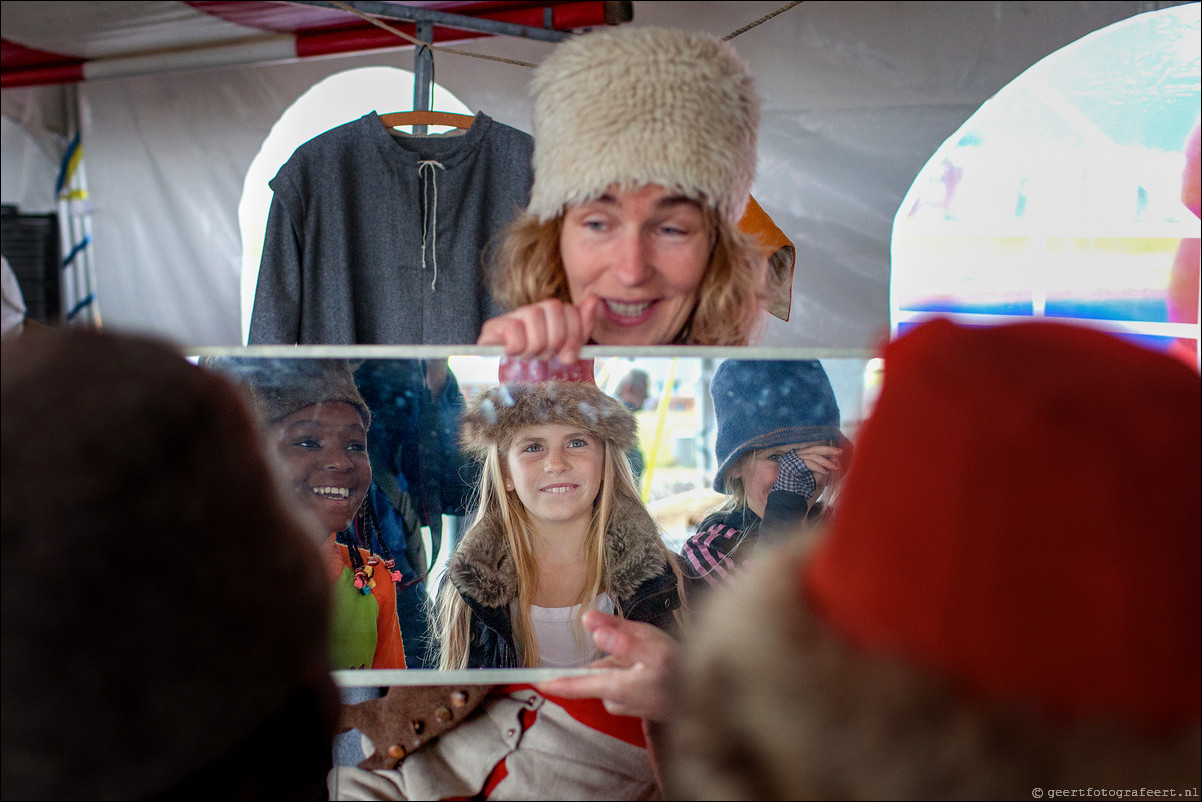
top-left (891, 3), bottom-right (1200, 367)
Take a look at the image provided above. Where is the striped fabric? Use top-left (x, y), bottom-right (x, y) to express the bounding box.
top-left (680, 513), bottom-right (754, 589)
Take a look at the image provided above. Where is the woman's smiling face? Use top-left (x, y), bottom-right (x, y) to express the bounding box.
top-left (560, 183), bottom-right (713, 345)
top-left (269, 401), bottom-right (371, 534)
top-left (504, 423), bottom-right (604, 529)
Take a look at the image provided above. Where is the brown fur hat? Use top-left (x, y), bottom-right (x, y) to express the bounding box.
top-left (201, 356), bottom-right (370, 429)
top-left (460, 379), bottom-right (636, 460)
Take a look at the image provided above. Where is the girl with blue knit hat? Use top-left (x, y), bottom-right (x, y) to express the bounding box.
top-left (681, 359), bottom-right (849, 593)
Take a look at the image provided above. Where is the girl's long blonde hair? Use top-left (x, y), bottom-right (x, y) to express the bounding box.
top-left (436, 437), bottom-right (682, 670)
top-left (487, 207), bottom-right (765, 346)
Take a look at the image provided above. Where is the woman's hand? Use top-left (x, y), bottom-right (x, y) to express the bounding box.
top-left (477, 296), bottom-right (602, 364)
top-left (534, 611), bottom-right (679, 722)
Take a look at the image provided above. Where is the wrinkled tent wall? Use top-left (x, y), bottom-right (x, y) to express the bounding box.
top-left (0, 89), bottom-right (62, 215)
top-left (2, 1), bottom-right (1190, 347)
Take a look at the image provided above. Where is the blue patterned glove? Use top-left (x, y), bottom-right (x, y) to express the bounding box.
top-left (772, 450), bottom-right (816, 500)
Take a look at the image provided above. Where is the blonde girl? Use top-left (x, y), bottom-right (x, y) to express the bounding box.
top-left (436, 378), bottom-right (683, 670)
top-left (327, 379), bottom-right (687, 799)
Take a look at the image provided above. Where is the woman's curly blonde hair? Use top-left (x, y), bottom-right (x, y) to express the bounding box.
top-left (487, 205), bottom-right (765, 346)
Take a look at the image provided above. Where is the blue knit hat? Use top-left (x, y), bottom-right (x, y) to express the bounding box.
top-left (711, 359), bottom-right (850, 493)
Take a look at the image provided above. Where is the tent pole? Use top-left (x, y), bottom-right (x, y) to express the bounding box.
top-left (56, 83), bottom-right (100, 328)
top-left (294, 1), bottom-right (572, 44)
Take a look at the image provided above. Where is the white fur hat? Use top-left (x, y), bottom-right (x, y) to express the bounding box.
top-left (527, 26), bottom-right (760, 225)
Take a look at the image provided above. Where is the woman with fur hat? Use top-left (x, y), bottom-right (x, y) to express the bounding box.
top-left (477, 26), bottom-right (767, 362)
top-left (204, 357), bottom-right (406, 672)
top-left (667, 319), bottom-right (1201, 799)
top-left (681, 359), bottom-right (848, 593)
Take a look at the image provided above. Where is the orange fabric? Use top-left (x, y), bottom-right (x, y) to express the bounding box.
top-left (325, 532), bottom-right (407, 669)
top-left (805, 319), bottom-right (1201, 733)
top-left (738, 195), bottom-right (794, 321)
top-left (740, 195), bottom-right (792, 260)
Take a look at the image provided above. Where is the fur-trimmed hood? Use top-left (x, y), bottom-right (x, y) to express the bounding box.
top-left (459, 380), bottom-right (636, 461)
top-left (447, 492), bottom-right (668, 610)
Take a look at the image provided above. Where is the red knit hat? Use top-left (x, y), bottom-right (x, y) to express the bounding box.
top-left (805, 318), bottom-right (1201, 733)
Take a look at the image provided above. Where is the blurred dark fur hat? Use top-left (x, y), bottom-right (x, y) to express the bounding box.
top-left (2, 329), bottom-right (331, 799)
top-left (201, 356), bottom-right (370, 429)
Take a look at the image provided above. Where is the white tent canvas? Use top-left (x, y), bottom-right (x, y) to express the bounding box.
top-left (3, 1), bottom-right (1195, 348)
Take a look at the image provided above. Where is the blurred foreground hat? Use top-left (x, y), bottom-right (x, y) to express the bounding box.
top-left (2, 329), bottom-right (331, 799)
top-left (670, 319), bottom-right (1201, 799)
top-left (202, 356), bottom-right (370, 429)
top-left (806, 318), bottom-right (1201, 732)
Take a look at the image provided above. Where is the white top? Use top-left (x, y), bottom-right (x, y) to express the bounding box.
top-left (524, 594), bottom-right (616, 668)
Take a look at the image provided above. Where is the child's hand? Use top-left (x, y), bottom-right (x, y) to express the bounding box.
top-left (772, 449), bottom-right (817, 499)
top-left (793, 443), bottom-right (843, 485)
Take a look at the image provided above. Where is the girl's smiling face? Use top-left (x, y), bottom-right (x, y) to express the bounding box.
top-left (269, 402), bottom-right (371, 534)
top-left (560, 183), bottom-right (713, 345)
top-left (504, 423), bottom-right (604, 529)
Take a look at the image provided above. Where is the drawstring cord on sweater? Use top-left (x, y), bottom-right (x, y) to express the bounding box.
top-left (417, 160), bottom-right (444, 290)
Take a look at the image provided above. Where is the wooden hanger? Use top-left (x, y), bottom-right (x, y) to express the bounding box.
top-left (379, 110), bottom-right (476, 130)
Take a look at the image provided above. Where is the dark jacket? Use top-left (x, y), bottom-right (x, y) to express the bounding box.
top-left (680, 490), bottom-right (819, 599)
top-left (438, 493), bottom-right (682, 669)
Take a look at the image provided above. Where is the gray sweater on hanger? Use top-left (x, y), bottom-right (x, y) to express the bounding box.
top-left (249, 111), bottom-right (533, 344)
